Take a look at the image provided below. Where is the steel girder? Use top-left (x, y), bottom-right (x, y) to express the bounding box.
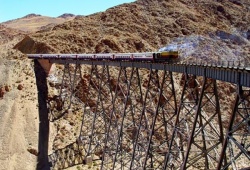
top-left (50, 59), bottom-right (250, 87)
top-left (142, 70), bottom-right (177, 169)
top-left (129, 69), bottom-right (177, 170)
top-left (164, 73), bottom-right (199, 169)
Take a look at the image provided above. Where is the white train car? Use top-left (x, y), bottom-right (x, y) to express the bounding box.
top-left (58, 54), bottom-right (76, 60)
top-left (77, 54), bottom-right (95, 60)
top-left (95, 53), bottom-right (113, 60)
top-left (27, 54), bottom-right (42, 59)
top-left (113, 53), bottom-right (132, 60)
top-left (42, 54), bottom-right (59, 59)
top-left (133, 52), bottom-right (154, 61)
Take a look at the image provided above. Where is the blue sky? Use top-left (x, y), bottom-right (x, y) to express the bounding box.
top-left (0, 0), bottom-right (136, 23)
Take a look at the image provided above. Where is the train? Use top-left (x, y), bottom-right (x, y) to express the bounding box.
top-left (27, 51), bottom-right (179, 62)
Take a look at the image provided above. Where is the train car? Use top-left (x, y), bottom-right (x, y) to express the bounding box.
top-left (95, 53), bottom-right (113, 60)
top-left (42, 54), bottom-right (59, 59)
top-left (27, 54), bottom-right (42, 59)
top-left (58, 54), bottom-right (76, 60)
top-left (77, 54), bottom-right (95, 60)
top-left (113, 53), bottom-right (132, 60)
top-left (133, 52), bottom-right (154, 61)
top-left (27, 54), bottom-right (59, 59)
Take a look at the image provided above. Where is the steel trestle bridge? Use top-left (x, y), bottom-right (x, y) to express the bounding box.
top-left (30, 53), bottom-right (250, 170)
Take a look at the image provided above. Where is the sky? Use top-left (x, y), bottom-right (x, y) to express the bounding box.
top-left (0, 0), bottom-right (136, 23)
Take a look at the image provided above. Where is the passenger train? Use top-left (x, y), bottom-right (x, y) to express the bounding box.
top-left (27, 51), bottom-right (179, 62)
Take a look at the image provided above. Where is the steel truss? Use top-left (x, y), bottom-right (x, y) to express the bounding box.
top-left (180, 77), bottom-right (224, 169)
top-left (102, 67), bottom-right (144, 169)
top-left (78, 64), bottom-right (113, 162)
top-left (47, 63), bottom-right (250, 169)
top-left (130, 69), bottom-right (177, 170)
top-left (217, 80), bottom-right (250, 169)
top-left (48, 63), bottom-right (82, 121)
top-left (166, 75), bottom-right (225, 170)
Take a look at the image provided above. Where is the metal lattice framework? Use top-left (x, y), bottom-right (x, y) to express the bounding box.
top-left (36, 60), bottom-right (250, 170)
top-left (217, 81), bottom-right (250, 170)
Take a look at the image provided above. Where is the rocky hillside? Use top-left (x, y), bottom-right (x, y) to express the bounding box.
top-left (0, 13), bottom-right (76, 170)
top-left (2, 13), bottom-right (75, 32)
top-left (15, 0), bottom-right (250, 63)
top-left (0, 0), bottom-right (249, 169)
top-left (0, 24), bottom-right (26, 45)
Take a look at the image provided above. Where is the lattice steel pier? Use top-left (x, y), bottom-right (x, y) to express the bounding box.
top-left (32, 58), bottom-right (250, 170)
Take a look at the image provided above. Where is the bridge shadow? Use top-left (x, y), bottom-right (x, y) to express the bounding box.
top-left (34, 60), bottom-right (50, 170)
top-left (34, 60), bottom-right (89, 169)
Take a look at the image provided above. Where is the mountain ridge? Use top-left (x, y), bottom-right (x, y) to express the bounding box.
top-left (1, 13), bottom-right (75, 32)
top-left (14, 0), bottom-right (250, 60)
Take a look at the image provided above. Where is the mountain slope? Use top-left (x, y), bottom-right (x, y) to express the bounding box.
top-left (15, 0), bottom-right (249, 61)
top-left (2, 13), bottom-right (75, 32)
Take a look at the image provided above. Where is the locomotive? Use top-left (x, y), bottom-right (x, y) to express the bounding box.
top-left (27, 51), bottom-right (179, 62)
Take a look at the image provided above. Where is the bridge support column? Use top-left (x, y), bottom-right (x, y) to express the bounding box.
top-left (182, 78), bottom-right (224, 169)
top-left (217, 83), bottom-right (250, 169)
top-left (142, 70), bottom-right (177, 169)
top-left (78, 64), bottom-right (113, 163)
top-left (164, 73), bottom-right (200, 169)
top-left (111, 67), bottom-right (143, 169)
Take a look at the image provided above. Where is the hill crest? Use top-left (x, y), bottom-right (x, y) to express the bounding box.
top-left (1, 13), bottom-right (75, 32)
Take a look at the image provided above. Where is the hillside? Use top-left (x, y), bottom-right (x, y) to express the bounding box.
top-left (0, 13), bottom-right (75, 170)
top-left (0, 0), bottom-right (249, 169)
top-left (15, 0), bottom-right (250, 62)
top-left (1, 13), bottom-right (75, 32)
